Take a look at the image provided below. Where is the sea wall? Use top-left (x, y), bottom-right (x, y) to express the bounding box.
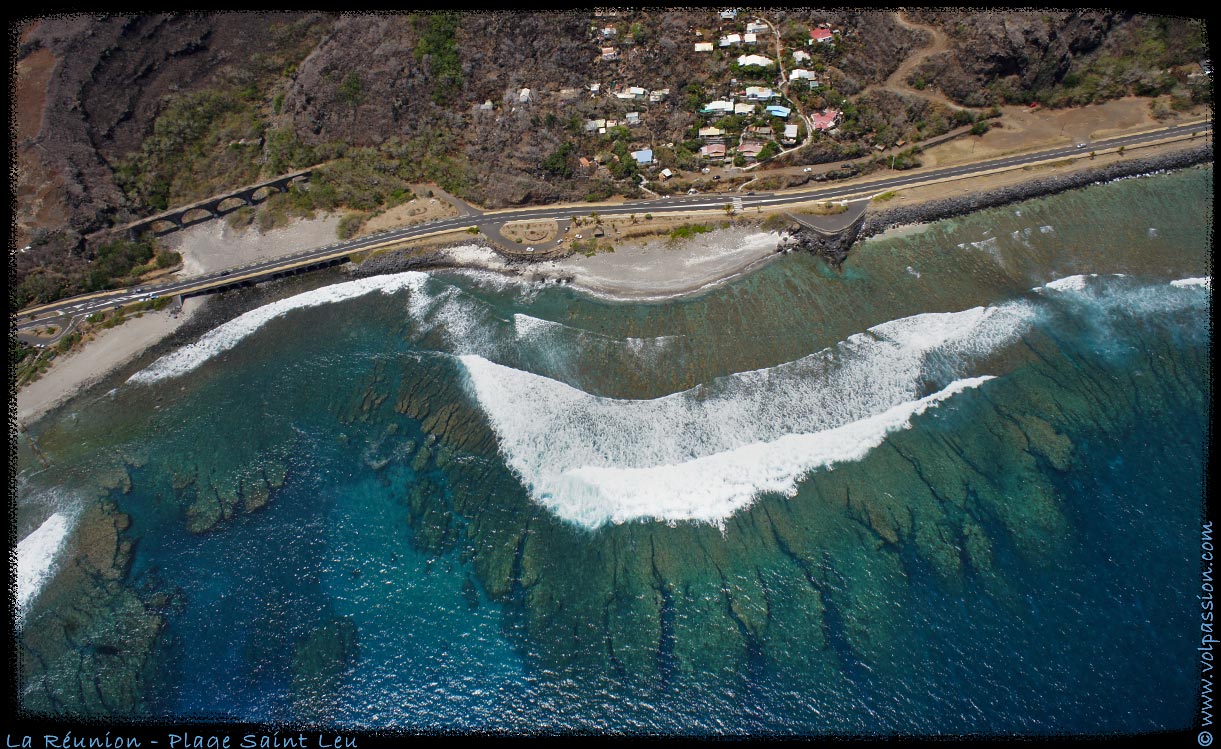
top-left (858, 143), bottom-right (1214, 240)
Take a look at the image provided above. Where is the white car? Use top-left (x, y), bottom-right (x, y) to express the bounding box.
top-left (575, 234), bottom-right (582, 239)
top-left (802, 167), bottom-right (813, 173)
top-left (526, 246), bottom-right (535, 253)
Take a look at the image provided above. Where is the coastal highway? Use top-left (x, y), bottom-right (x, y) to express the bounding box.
top-left (14, 120), bottom-right (1210, 344)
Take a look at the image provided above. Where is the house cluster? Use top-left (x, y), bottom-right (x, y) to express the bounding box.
top-left (697, 12), bottom-right (772, 52)
top-left (581, 83), bottom-right (671, 135)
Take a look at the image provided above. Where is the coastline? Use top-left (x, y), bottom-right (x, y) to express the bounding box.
top-left (14, 141), bottom-right (1212, 429)
top-left (857, 143), bottom-right (1214, 241)
top-left (15, 298), bottom-right (205, 428)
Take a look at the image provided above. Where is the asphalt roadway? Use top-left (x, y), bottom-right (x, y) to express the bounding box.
top-left (13, 121), bottom-right (1210, 346)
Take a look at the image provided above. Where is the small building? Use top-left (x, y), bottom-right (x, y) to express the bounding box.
top-left (625, 112), bottom-right (641, 126)
top-left (734, 102), bottom-right (755, 115)
top-left (601, 46), bottom-right (619, 61)
top-left (701, 100), bottom-right (735, 115)
top-left (600, 26), bottom-right (617, 38)
top-left (809, 109), bottom-right (841, 130)
top-left (694, 41), bottom-right (714, 52)
top-left (788, 68), bottom-right (817, 82)
top-left (628, 86), bottom-right (648, 99)
top-left (659, 168), bottom-right (674, 180)
top-left (479, 100), bottom-right (494, 110)
top-left (736, 54), bottom-right (775, 68)
top-left (746, 20), bottom-right (769, 35)
top-left (745, 86), bottom-right (777, 101)
top-left (631, 149), bottom-right (654, 165)
top-left (743, 32), bottom-right (757, 45)
top-left (719, 33), bottom-right (742, 47)
top-left (736, 141), bottom-right (764, 161)
top-left (764, 104), bottom-right (791, 118)
top-left (589, 82), bottom-right (602, 93)
top-left (648, 88), bottom-right (670, 102)
top-left (793, 49), bottom-right (811, 63)
top-left (783, 123), bottom-right (799, 143)
top-left (700, 143), bottom-right (728, 160)
top-left (518, 88), bottom-right (532, 103)
top-left (720, 8), bottom-right (739, 20)
top-left (699, 126), bottom-right (726, 139)
top-left (579, 157), bottom-right (593, 171)
top-left (811, 28), bottom-right (834, 44)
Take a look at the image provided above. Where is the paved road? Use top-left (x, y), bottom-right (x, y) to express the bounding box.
top-left (14, 121), bottom-right (1210, 346)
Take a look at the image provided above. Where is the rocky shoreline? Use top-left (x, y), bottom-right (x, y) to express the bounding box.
top-left (857, 143), bottom-right (1214, 241)
top-left (349, 143), bottom-right (1214, 278)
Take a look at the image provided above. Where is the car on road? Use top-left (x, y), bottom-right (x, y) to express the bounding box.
top-left (1076, 143), bottom-right (1087, 148)
top-left (840, 163), bottom-right (855, 169)
top-left (713, 175), bottom-right (721, 180)
top-left (526, 247), bottom-right (534, 253)
top-left (575, 234), bottom-right (582, 239)
top-left (802, 167), bottom-right (813, 173)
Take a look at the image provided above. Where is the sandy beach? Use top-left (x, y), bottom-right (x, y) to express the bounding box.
top-left (16, 297), bottom-right (204, 427)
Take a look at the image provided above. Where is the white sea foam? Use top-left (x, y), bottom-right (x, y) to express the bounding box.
top-left (129, 273), bottom-right (429, 384)
top-left (1039, 274), bottom-right (1095, 292)
top-left (460, 302), bottom-right (1035, 527)
top-left (15, 512), bottom-right (74, 626)
top-left (1171, 277), bottom-right (1210, 289)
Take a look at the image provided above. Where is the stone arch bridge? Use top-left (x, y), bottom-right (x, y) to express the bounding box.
top-left (89, 166), bottom-right (320, 243)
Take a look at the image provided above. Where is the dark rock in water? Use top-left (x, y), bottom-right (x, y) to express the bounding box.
top-left (20, 502), bottom-right (164, 717)
top-left (290, 616), bottom-right (360, 724)
top-left (462, 576), bottom-right (481, 610)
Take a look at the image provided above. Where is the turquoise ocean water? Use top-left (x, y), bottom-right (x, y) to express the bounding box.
top-left (14, 166), bottom-right (1211, 734)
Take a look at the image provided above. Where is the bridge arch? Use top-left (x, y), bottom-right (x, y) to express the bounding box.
top-left (215, 196), bottom-right (249, 214)
top-left (250, 185), bottom-right (281, 203)
top-left (148, 218), bottom-right (181, 235)
top-left (181, 207), bottom-right (215, 225)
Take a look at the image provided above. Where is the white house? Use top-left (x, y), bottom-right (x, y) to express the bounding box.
top-left (701, 100), bottom-right (735, 115)
top-left (648, 88), bottom-right (671, 102)
top-left (719, 33), bottom-right (742, 47)
top-left (743, 32), bottom-right (757, 45)
top-left (720, 8), bottom-right (739, 20)
top-left (518, 88), bottom-right (532, 103)
top-left (746, 20), bottom-right (768, 34)
top-left (694, 41), bottom-right (714, 52)
top-left (699, 126), bottom-right (725, 139)
top-left (788, 68), bottom-right (817, 82)
top-left (736, 54), bottom-right (775, 68)
top-left (734, 102), bottom-right (755, 114)
top-left (744, 85), bottom-right (777, 101)
top-left (793, 49), bottom-right (811, 63)
top-left (783, 123), bottom-right (799, 143)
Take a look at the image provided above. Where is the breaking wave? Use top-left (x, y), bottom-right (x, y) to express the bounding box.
top-left (460, 302), bottom-right (1037, 527)
top-left (15, 512), bottom-right (74, 627)
top-left (129, 273), bottom-right (430, 384)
